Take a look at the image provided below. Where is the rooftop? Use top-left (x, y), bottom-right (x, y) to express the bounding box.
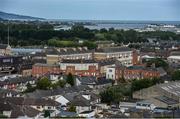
top-left (96, 47), bottom-right (132, 53)
top-left (60, 59), bottom-right (97, 64)
top-left (159, 81), bottom-right (180, 97)
top-left (0, 44), bottom-right (9, 49)
top-left (127, 66), bottom-right (158, 71)
top-left (46, 47), bottom-right (92, 55)
top-left (155, 96), bottom-right (178, 105)
top-left (168, 56), bottom-right (180, 60)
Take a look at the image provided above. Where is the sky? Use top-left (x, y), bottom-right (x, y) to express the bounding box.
top-left (0, 0), bottom-right (180, 21)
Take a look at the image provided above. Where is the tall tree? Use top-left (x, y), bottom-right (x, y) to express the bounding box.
top-left (172, 70), bottom-right (180, 81)
top-left (36, 77), bottom-right (51, 90)
top-left (66, 73), bottom-right (74, 86)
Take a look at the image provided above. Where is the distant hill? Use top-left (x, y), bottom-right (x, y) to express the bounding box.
top-left (0, 11), bottom-right (45, 21)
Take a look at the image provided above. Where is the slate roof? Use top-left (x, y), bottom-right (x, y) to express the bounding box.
top-left (32, 59), bottom-right (46, 64)
top-left (0, 97), bottom-right (60, 106)
top-left (77, 76), bottom-right (96, 85)
top-left (25, 85), bottom-right (91, 98)
top-left (98, 58), bottom-right (116, 66)
top-left (80, 92), bottom-right (100, 102)
top-left (0, 89), bottom-right (19, 97)
top-left (46, 47), bottom-right (92, 55)
top-left (0, 44), bottom-right (8, 49)
top-left (127, 66), bottom-right (158, 71)
top-left (0, 100), bottom-right (40, 118)
top-left (46, 48), bottom-right (59, 55)
top-left (0, 102), bottom-right (13, 112)
top-left (69, 95), bottom-right (91, 106)
top-left (0, 77), bottom-right (35, 86)
top-left (170, 51), bottom-right (180, 56)
top-left (59, 47), bottom-right (92, 55)
top-left (77, 76), bottom-right (112, 85)
top-left (96, 77), bottom-right (113, 85)
top-left (10, 105), bottom-right (41, 118)
top-left (155, 96), bottom-right (178, 105)
top-left (57, 109), bottom-right (77, 117)
top-left (156, 67), bottom-right (167, 75)
top-left (96, 47), bottom-right (132, 53)
top-left (20, 63), bottom-right (33, 70)
top-left (33, 63), bottom-right (59, 67)
top-left (61, 59), bottom-right (97, 64)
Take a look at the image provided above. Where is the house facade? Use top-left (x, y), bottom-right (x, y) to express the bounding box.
top-left (106, 65), bottom-right (160, 80)
top-left (94, 47), bottom-right (138, 67)
top-left (46, 47), bottom-right (93, 64)
top-left (32, 63), bottom-right (60, 77)
top-left (60, 60), bottom-right (100, 77)
top-left (0, 44), bottom-right (11, 56)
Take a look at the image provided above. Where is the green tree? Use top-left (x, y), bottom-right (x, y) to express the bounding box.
top-left (58, 80), bottom-right (66, 88)
top-left (82, 41), bottom-right (97, 49)
top-left (131, 78), bottom-right (160, 92)
top-left (66, 73), bottom-right (74, 86)
top-left (172, 70), bottom-right (180, 81)
top-left (36, 77), bottom-right (51, 90)
top-left (25, 83), bottom-right (35, 93)
top-left (44, 110), bottom-right (50, 118)
top-left (100, 84), bottom-right (132, 104)
top-left (68, 104), bottom-right (76, 112)
top-left (146, 58), bottom-right (168, 69)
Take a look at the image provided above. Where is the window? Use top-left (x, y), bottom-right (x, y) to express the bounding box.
top-left (37, 106), bottom-right (40, 109)
top-left (109, 69), bottom-right (113, 72)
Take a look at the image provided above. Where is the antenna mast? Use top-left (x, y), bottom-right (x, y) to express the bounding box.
top-left (8, 21), bottom-right (9, 45)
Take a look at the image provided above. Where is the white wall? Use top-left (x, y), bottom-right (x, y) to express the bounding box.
top-left (60, 63), bottom-right (98, 70)
top-left (76, 106), bottom-right (91, 114)
top-left (106, 67), bottom-right (116, 80)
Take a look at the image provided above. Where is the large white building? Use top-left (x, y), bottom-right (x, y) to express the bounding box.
top-left (167, 55), bottom-right (180, 64)
top-left (94, 47), bottom-right (137, 67)
top-left (59, 59), bottom-right (99, 76)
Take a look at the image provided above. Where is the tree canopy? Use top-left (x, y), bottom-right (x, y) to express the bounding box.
top-left (66, 73), bottom-right (75, 86)
top-left (172, 70), bottom-right (180, 81)
top-left (36, 77), bottom-right (51, 90)
top-left (0, 22), bottom-right (180, 47)
top-left (131, 78), bottom-right (161, 92)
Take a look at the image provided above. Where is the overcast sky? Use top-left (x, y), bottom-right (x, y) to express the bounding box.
top-left (0, 0), bottom-right (180, 21)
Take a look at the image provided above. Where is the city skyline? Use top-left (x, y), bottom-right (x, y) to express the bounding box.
top-left (0, 0), bottom-right (180, 21)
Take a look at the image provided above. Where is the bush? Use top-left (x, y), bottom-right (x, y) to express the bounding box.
top-left (172, 70), bottom-right (180, 81)
top-left (36, 77), bottom-right (51, 90)
top-left (131, 78), bottom-right (160, 92)
top-left (66, 73), bottom-right (74, 86)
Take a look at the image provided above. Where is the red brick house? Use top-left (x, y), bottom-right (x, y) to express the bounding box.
top-left (60, 59), bottom-right (100, 77)
top-left (32, 63), bottom-right (60, 77)
top-left (106, 65), bottom-right (160, 80)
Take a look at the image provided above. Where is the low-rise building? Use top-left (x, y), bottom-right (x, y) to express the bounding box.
top-left (32, 63), bottom-right (60, 77)
top-left (106, 65), bottom-right (160, 80)
top-left (0, 44), bottom-right (11, 56)
top-left (75, 76), bottom-right (112, 89)
top-left (0, 97), bottom-right (60, 118)
top-left (167, 55), bottom-right (180, 64)
top-left (0, 56), bottom-right (23, 74)
top-left (46, 47), bottom-right (93, 64)
top-left (0, 77), bottom-right (36, 91)
top-left (133, 81), bottom-right (180, 108)
top-left (60, 59), bottom-right (100, 77)
top-left (94, 47), bottom-right (137, 66)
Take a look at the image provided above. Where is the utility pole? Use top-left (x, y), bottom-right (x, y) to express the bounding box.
top-left (7, 20), bottom-right (10, 45)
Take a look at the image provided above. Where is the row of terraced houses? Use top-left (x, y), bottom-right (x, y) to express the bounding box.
top-left (32, 46), bottom-right (161, 80)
